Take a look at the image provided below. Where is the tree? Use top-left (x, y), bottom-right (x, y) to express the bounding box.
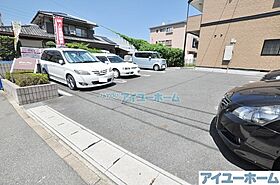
top-left (45, 41), bottom-right (56, 48)
top-left (117, 34), bottom-right (184, 67)
top-left (65, 42), bottom-right (101, 53)
top-left (0, 36), bottom-right (20, 60)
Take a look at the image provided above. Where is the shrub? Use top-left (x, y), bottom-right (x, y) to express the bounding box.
top-left (5, 71), bottom-right (49, 87)
top-left (117, 34), bottom-right (184, 67)
top-left (66, 42), bottom-right (101, 53)
top-left (45, 41), bottom-right (56, 48)
top-left (0, 35), bottom-right (21, 60)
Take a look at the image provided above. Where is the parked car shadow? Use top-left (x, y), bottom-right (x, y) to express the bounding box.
top-left (50, 79), bottom-right (116, 92)
top-left (78, 82), bottom-right (116, 92)
top-left (209, 117), bottom-right (262, 170)
top-left (118, 75), bottom-right (141, 79)
top-left (140, 68), bottom-right (166, 72)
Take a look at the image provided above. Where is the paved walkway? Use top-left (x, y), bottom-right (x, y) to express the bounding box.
top-left (0, 93), bottom-right (87, 185)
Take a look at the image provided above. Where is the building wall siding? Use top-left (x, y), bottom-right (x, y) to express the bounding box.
top-left (20, 39), bottom-right (43, 48)
top-left (202, 0), bottom-right (280, 24)
top-left (196, 15), bottom-right (280, 70)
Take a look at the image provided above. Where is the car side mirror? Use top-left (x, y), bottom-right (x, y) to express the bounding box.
top-left (105, 61), bottom-right (109, 65)
top-left (58, 60), bottom-right (65, 65)
top-left (149, 56), bottom-right (152, 60)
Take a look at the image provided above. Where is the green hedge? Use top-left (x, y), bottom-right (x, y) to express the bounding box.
top-left (6, 71), bottom-right (49, 87)
top-left (66, 42), bottom-right (101, 53)
top-left (118, 34), bottom-right (184, 67)
top-left (0, 35), bottom-right (21, 60)
top-left (45, 41), bottom-right (56, 48)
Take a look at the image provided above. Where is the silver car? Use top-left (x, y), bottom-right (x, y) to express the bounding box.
top-left (130, 51), bottom-right (167, 71)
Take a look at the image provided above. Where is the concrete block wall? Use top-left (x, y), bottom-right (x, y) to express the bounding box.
top-left (2, 79), bottom-right (58, 105)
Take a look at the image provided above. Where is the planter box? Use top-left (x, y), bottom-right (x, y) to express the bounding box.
top-left (2, 79), bottom-right (58, 105)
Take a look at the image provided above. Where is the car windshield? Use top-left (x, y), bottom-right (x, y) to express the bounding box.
top-left (107, 56), bottom-right (125, 63)
top-left (63, 51), bottom-right (99, 63)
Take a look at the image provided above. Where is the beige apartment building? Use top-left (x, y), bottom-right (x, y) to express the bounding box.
top-left (150, 15), bottom-right (201, 64)
top-left (192, 0), bottom-right (280, 71)
top-left (150, 0), bottom-right (280, 71)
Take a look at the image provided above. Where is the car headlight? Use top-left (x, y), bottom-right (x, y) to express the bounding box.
top-left (109, 67), bottom-right (112, 72)
top-left (74, 70), bottom-right (91, 75)
top-left (232, 106), bottom-right (280, 125)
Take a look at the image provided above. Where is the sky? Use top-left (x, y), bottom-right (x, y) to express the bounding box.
top-left (0, 0), bottom-right (200, 41)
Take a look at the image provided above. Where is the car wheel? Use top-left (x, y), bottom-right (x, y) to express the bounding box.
top-left (273, 158), bottom-right (280, 170)
top-left (42, 69), bottom-right (50, 80)
top-left (66, 74), bottom-right (77, 90)
top-left (113, 69), bottom-right (120, 78)
top-left (153, 64), bottom-right (160, 71)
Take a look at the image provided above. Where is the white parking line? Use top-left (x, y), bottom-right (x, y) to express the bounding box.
top-left (58, 89), bottom-right (73, 96)
top-left (140, 74), bottom-right (151, 77)
top-left (166, 67), bottom-right (181, 71)
top-left (249, 81), bottom-right (256, 83)
top-left (114, 79), bottom-right (127, 84)
top-left (142, 70), bottom-right (166, 74)
top-left (27, 106), bottom-right (190, 185)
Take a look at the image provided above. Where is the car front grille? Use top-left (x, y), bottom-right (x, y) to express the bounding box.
top-left (220, 95), bottom-right (231, 110)
top-left (219, 123), bottom-right (241, 145)
top-left (92, 69), bottom-right (107, 76)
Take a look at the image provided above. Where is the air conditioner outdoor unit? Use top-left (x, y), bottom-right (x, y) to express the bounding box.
top-left (70, 30), bottom-right (76, 35)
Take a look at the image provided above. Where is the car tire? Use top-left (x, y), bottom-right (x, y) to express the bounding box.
top-left (42, 69), bottom-right (50, 80)
top-left (113, 69), bottom-right (120, 78)
top-left (153, 64), bottom-right (160, 71)
top-left (273, 158), bottom-right (280, 170)
top-left (66, 74), bottom-right (77, 90)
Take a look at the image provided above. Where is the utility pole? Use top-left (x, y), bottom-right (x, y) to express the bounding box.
top-left (182, 0), bottom-right (193, 64)
top-left (0, 13), bottom-right (4, 26)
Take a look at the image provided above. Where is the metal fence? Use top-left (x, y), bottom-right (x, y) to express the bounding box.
top-left (0, 61), bottom-right (13, 78)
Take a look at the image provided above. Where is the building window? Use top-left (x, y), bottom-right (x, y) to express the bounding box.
top-left (63, 24), bottom-right (70, 35)
top-left (81, 29), bottom-right (87, 37)
top-left (165, 40), bottom-right (172, 47)
top-left (160, 28), bottom-right (166, 32)
top-left (192, 38), bottom-right (199, 49)
top-left (46, 22), bottom-right (54, 34)
top-left (166, 27), bottom-right (173, 34)
top-left (76, 28), bottom-right (82, 37)
top-left (273, 0), bottom-right (280, 8)
top-left (261, 39), bottom-right (280, 56)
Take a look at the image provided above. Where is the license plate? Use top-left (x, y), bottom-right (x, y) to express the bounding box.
top-left (99, 77), bottom-right (108, 83)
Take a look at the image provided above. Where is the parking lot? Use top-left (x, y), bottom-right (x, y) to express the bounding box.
top-left (34, 68), bottom-right (261, 184)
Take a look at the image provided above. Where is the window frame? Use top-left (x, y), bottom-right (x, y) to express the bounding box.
top-left (135, 53), bottom-right (148, 58)
top-left (261, 39), bottom-right (280, 56)
top-left (96, 56), bottom-right (109, 63)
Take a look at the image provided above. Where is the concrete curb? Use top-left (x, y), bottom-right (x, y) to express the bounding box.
top-left (2, 91), bottom-right (115, 185)
top-left (26, 105), bottom-right (191, 185)
top-left (193, 67), bottom-right (267, 77)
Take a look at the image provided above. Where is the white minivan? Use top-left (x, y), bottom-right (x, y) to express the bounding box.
top-left (93, 53), bottom-right (140, 78)
top-left (126, 51), bottom-right (167, 71)
top-left (40, 48), bottom-right (114, 90)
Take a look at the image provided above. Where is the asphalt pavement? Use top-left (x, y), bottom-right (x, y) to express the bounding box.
top-left (0, 93), bottom-right (87, 185)
top-left (30, 69), bottom-right (263, 184)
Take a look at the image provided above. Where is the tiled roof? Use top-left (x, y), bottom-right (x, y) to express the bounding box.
top-left (0, 24), bottom-right (115, 46)
top-left (0, 24), bottom-right (53, 38)
top-left (94, 35), bottom-right (117, 45)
